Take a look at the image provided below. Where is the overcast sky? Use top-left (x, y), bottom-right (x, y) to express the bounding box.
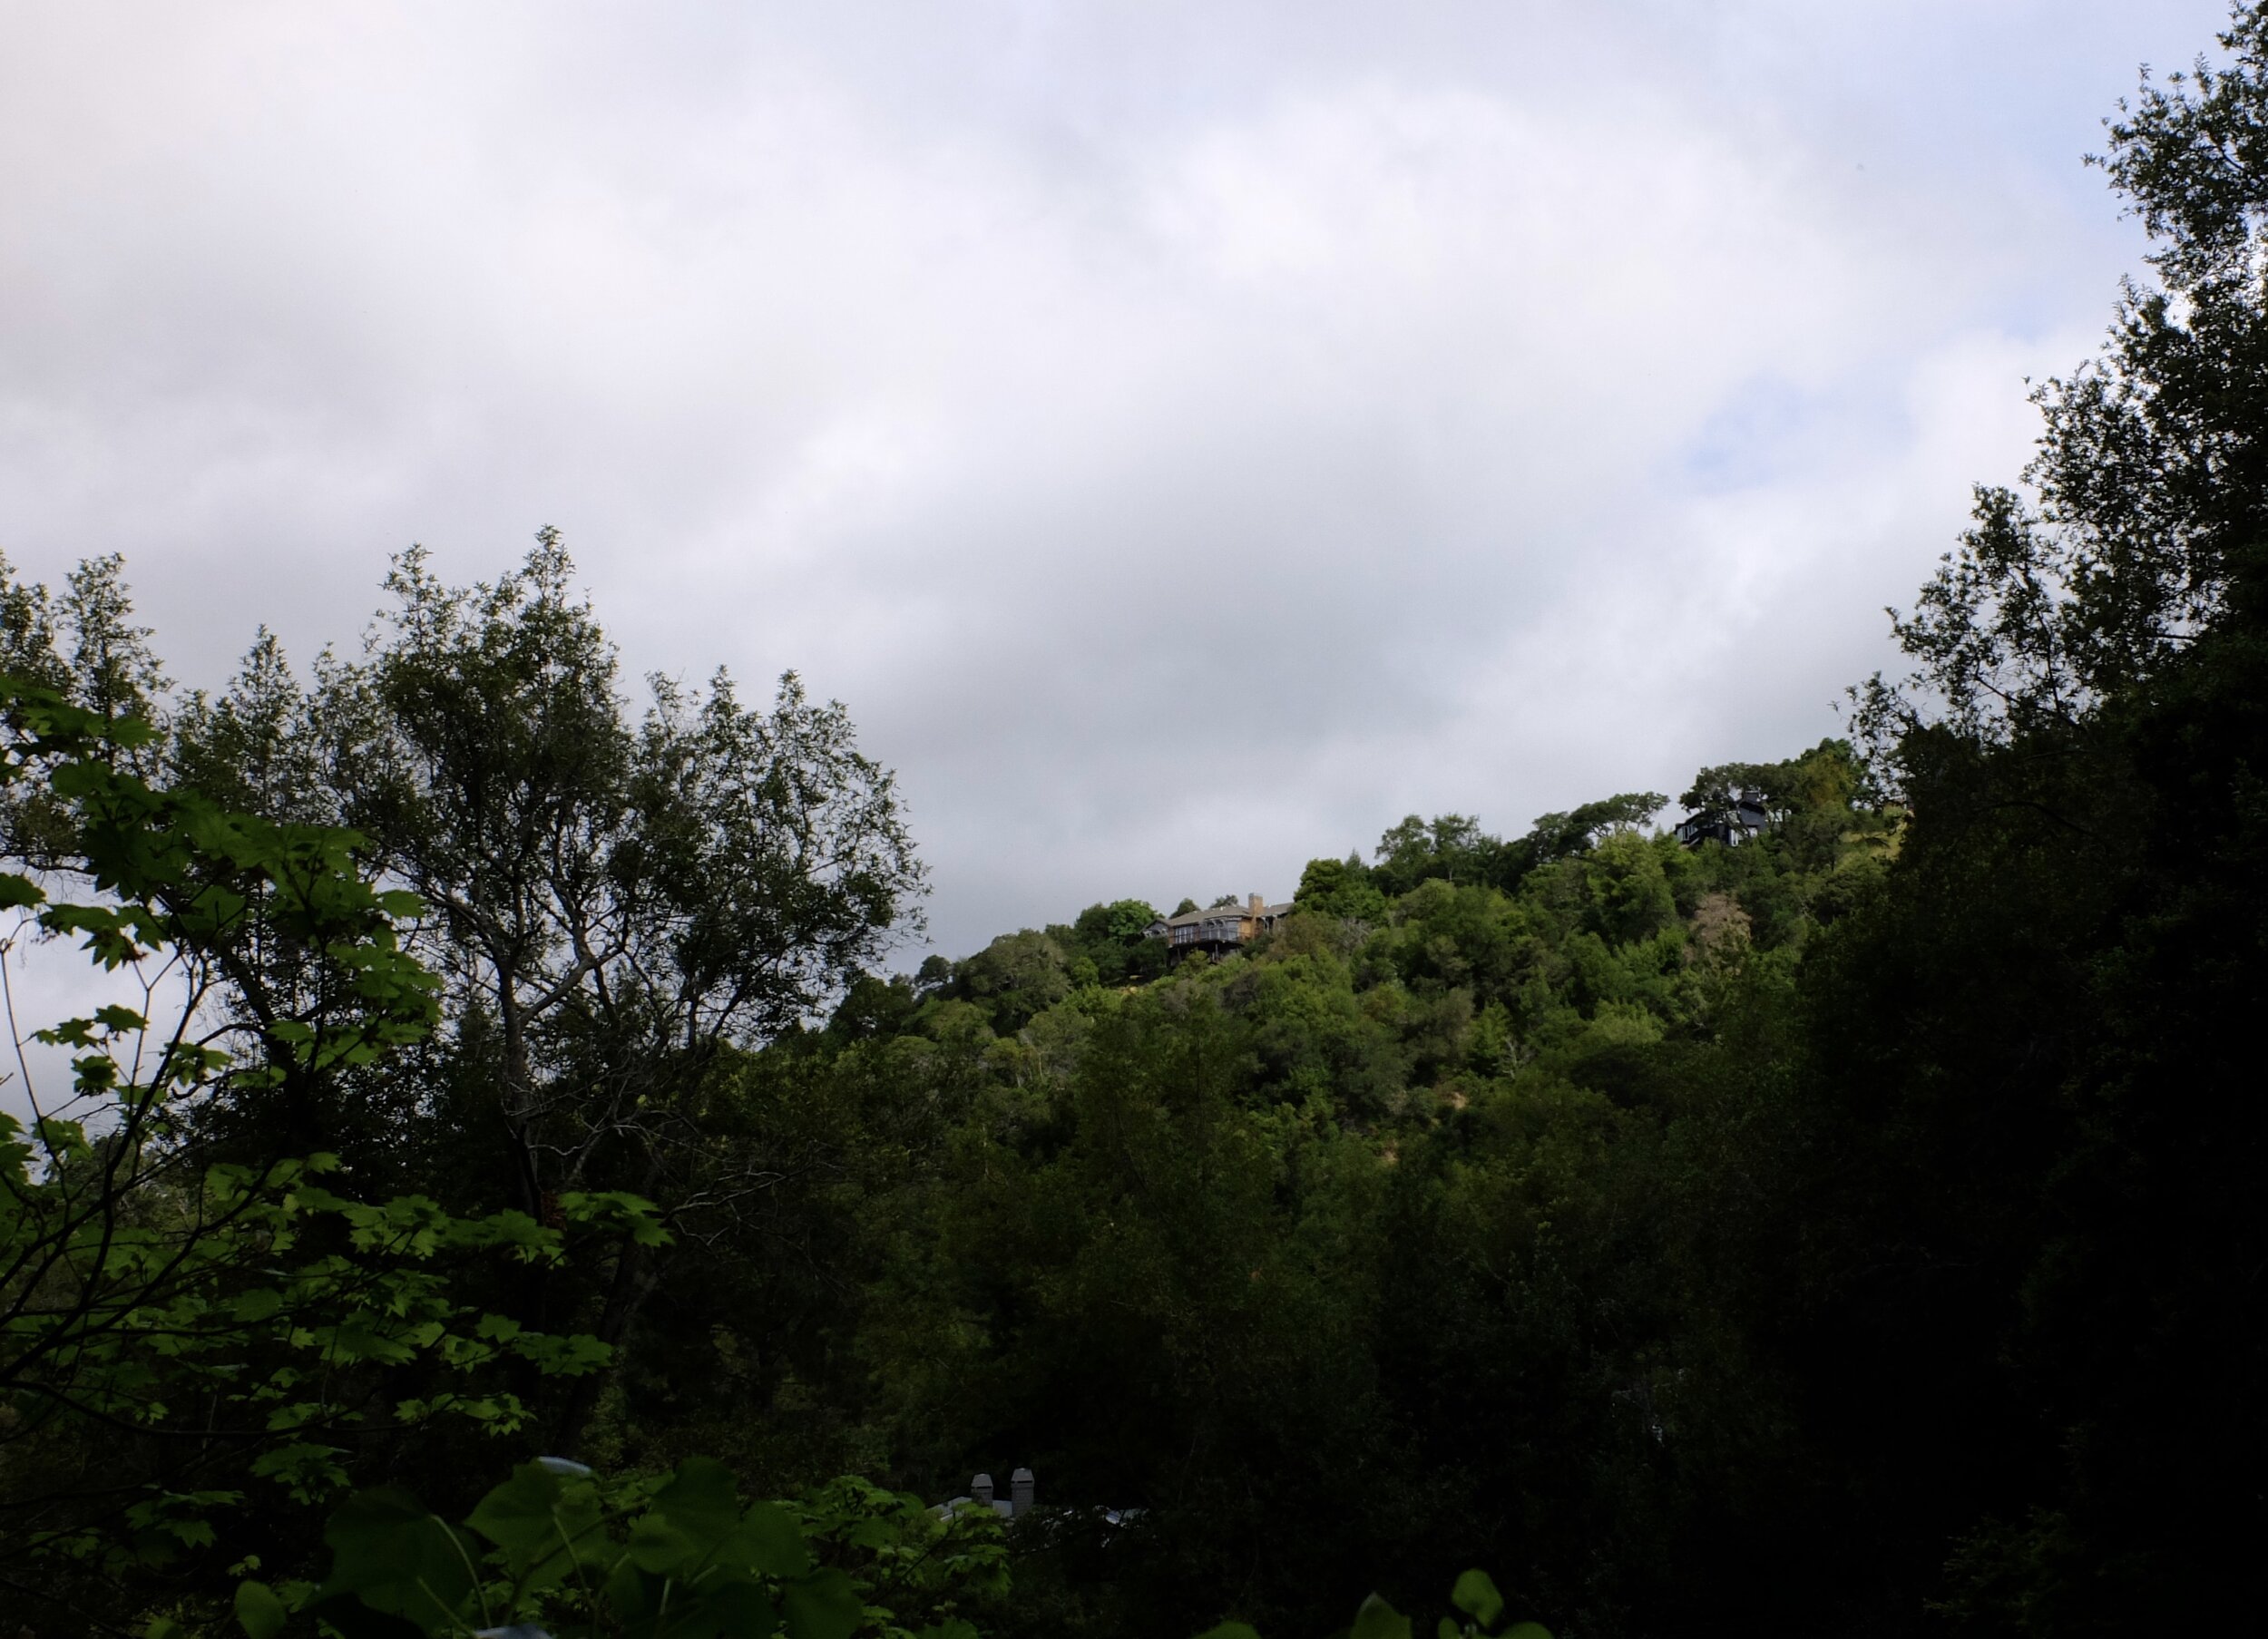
top-left (0, 1), bottom-right (2237, 960)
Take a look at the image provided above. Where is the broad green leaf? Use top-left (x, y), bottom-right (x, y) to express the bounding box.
top-left (738, 1501), bottom-right (813, 1578)
top-left (705, 1578), bottom-right (782, 1639)
top-left (1451, 1570), bottom-right (1503, 1629)
top-left (233, 1288), bottom-right (284, 1322)
top-left (607, 1557), bottom-right (670, 1634)
top-left (249, 1440), bottom-right (348, 1499)
top-left (234, 1579), bottom-right (288, 1639)
top-left (1195, 1625), bottom-right (1265, 1639)
top-left (466, 1461), bottom-right (600, 1576)
top-left (1352, 1594), bottom-right (1413, 1639)
top-left (652, 1455), bottom-right (743, 1554)
top-left (318, 1488), bottom-right (478, 1634)
top-left (781, 1568), bottom-right (863, 1639)
top-left (1502, 1626), bottom-right (1553, 1639)
top-left (34, 1117), bottom-right (90, 1156)
top-left (625, 1513), bottom-right (699, 1575)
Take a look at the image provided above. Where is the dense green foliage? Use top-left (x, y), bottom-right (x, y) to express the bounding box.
top-left (222, 1457), bottom-right (1006, 1639)
top-left (737, 745), bottom-right (1892, 1639)
top-left (0, 682), bottom-right (641, 1624)
top-left (8, 7), bottom-right (2268, 1634)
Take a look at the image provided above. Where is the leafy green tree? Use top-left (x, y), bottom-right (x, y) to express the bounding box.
top-left (1775, 11), bottom-right (2268, 1624)
top-left (1578, 834), bottom-right (1677, 947)
top-left (1854, 4), bottom-right (2268, 764)
top-left (1072, 900), bottom-right (1159, 943)
top-left (0, 679), bottom-right (631, 1628)
top-left (1502, 794), bottom-right (1666, 883)
top-left (161, 535), bottom-right (926, 1449)
top-left (1294, 854), bottom-right (1389, 923)
top-left (1372, 815), bottom-right (1496, 895)
top-left (1058, 899), bottom-right (1162, 985)
top-left (952, 931), bottom-right (1075, 1034)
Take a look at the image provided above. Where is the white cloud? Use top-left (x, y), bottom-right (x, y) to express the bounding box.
top-left (0, 0), bottom-right (2234, 961)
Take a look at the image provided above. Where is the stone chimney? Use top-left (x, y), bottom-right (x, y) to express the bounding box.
top-left (1248, 893), bottom-right (1265, 914)
top-left (971, 1473), bottom-right (993, 1507)
top-left (1011, 1468), bottom-right (1034, 1515)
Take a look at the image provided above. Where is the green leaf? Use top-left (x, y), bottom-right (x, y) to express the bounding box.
top-left (781, 1568), bottom-right (863, 1639)
top-left (651, 1455), bottom-right (742, 1554)
top-left (1352, 1595), bottom-right (1413, 1639)
top-left (1438, 1621), bottom-right (1461, 1639)
top-left (468, 1459), bottom-right (605, 1593)
top-left (1451, 1571), bottom-right (1503, 1630)
top-left (465, 1462), bottom-right (562, 1558)
top-left (604, 1556), bottom-right (660, 1626)
top-left (1502, 1626), bottom-right (1554, 1639)
top-left (318, 1488), bottom-right (478, 1634)
top-left (233, 1287), bottom-right (285, 1323)
top-left (1195, 1625), bottom-right (1265, 1639)
top-left (738, 1501), bottom-right (813, 1578)
top-left (705, 1578), bottom-right (781, 1639)
top-left (235, 1579), bottom-right (288, 1639)
top-left (0, 871), bottom-right (44, 908)
top-left (34, 1117), bottom-right (90, 1156)
top-left (624, 1513), bottom-right (699, 1576)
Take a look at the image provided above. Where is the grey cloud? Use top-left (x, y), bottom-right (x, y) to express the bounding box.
top-left (0, 0), bottom-right (2235, 962)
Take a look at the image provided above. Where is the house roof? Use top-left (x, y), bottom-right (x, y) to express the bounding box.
top-left (1150, 901), bottom-right (1293, 931)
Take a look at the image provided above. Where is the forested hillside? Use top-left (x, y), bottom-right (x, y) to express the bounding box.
top-left (5, 7), bottom-right (2268, 1637)
top-left (719, 746), bottom-right (1900, 1636)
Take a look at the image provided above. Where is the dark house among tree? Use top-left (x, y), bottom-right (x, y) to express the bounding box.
top-left (1674, 789), bottom-right (1772, 848)
top-left (1145, 893), bottom-right (1292, 951)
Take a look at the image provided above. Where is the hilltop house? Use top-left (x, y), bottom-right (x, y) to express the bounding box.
top-left (1674, 789), bottom-right (1773, 848)
top-left (936, 1469), bottom-right (1035, 1519)
top-left (1144, 893), bottom-right (1293, 951)
top-left (933, 1468), bottom-right (1141, 1536)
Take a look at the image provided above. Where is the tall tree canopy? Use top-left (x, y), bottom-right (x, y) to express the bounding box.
top-left (3, 532), bottom-right (926, 1468)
